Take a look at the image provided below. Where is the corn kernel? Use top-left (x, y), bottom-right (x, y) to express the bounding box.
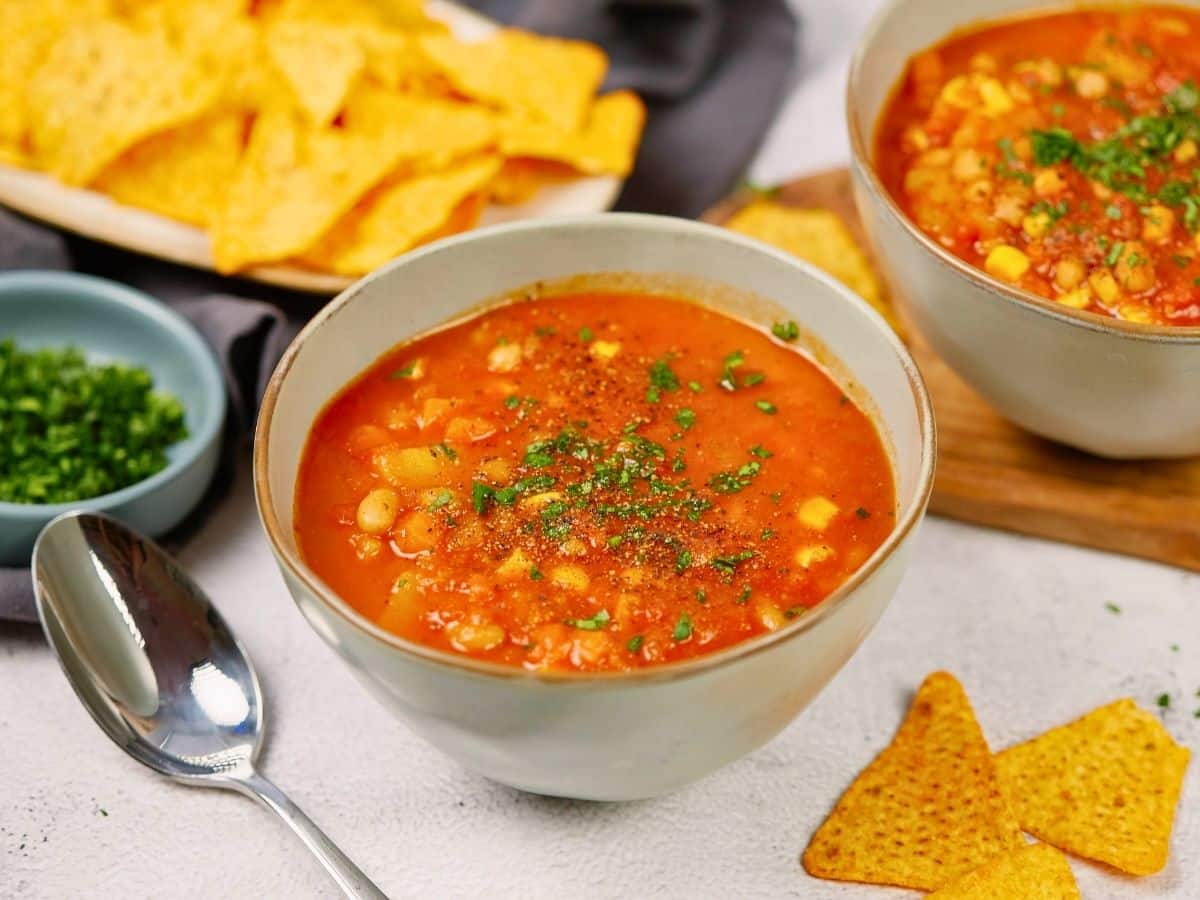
top-left (969, 52), bottom-right (998, 73)
top-left (1118, 304), bottom-right (1155, 324)
top-left (903, 126), bottom-right (930, 152)
top-left (1021, 212), bottom-right (1052, 239)
top-left (550, 565), bottom-right (589, 591)
top-left (1088, 269), bottom-right (1121, 304)
top-left (795, 545), bottom-right (835, 569)
top-left (755, 600), bottom-right (787, 631)
top-left (984, 245), bottom-right (1030, 282)
top-left (1174, 139), bottom-right (1197, 163)
top-left (1092, 181), bottom-right (1112, 200)
top-left (496, 548), bottom-right (533, 579)
top-left (938, 75), bottom-right (973, 108)
top-left (797, 496), bottom-right (839, 531)
top-left (979, 77), bottom-right (1014, 116)
top-left (965, 179), bottom-right (994, 202)
top-left (1141, 205), bottom-right (1175, 243)
top-left (1033, 169), bottom-right (1067, 197)
top-left (1056, 287), bottom-right (1091, 309)
top-left (588, 340), bottom-right (621, 361)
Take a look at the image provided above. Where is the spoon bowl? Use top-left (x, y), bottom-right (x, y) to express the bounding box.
top-left (33, 511), bottom-right (385, 899)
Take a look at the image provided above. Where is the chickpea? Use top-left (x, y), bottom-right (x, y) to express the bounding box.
top-left (1114, 241), bottom-right (1156, 293)
top-left (356, 488), bottom-right (400, 535)
top-left (1054, 258), bottom-right (1086, 290)
top-left (952, 149), bottom-right (987, 181)
top-left (1142, 205), bottom-right (1175, 244)
top-left (1073, 69), bottom-right (1108, 99)
top-left (1033, 169), bottom-right (1067, 197)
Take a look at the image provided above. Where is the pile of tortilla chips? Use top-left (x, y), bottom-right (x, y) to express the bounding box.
top-left (2, 0), bottom-right (644, 276)
top-left (803, 671), bottom-right (1190, 897)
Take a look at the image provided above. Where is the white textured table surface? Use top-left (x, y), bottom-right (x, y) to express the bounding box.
top-left (3, 3), bottom-right (1197, 897)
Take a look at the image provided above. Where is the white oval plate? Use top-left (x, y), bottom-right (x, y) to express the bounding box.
top-left (0, 1), bottom-right (622, 295)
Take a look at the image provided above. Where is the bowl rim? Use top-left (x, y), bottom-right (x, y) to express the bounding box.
top-left (0, 270), bottom-right (227, 520)
top-left (253, 213), bottom-right (937, 686)
top-left (845, 0), bottom-right (1200, 344)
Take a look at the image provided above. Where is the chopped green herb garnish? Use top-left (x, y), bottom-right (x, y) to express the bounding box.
top-left (534, 325), bottom-right (557, 337)
top-left (771, 320), bottom-right (800, 342)
top-left (529, 565), bottom-right (544, 581)
top-left (471, 482), bottom-right (495, 514)
top-left (760, 528), bottom-right (775, 540)
top-left (672, 613), bottom-right (693, 641)
top-left (1105, 241), bottom-right (1125, 267)
top-left (1105, 203), bottom-right (1123, 220)
top-left (0, 341), bottom-right (188, 504)
top-left (578, 326), bottom-right (594, 343)
top-left (1105, 602), bottom-right (1122, 615)
top-left (696, 588), bottom-right (707, 604)
top-left (749, 444), bottom-right (773, 459)
top-left (784, 605), bottom-right (806, 619)
top-left (855, 507), bottom-right (870, 520)
top-left (736, 584), bottom-right (752, 604)
top-left (675, 549), bottom-right (693, 573)
top-left (1157, 692), bottom-right (1171, 710)
top-left (755, 400), bottom-right (777, 415)
top-left (504, 395), bottom-right (521, 409)
top-left (687, 380), bottom-right (703, 393)
top-left (742, 372), bottom-right (766, 387)
top-left (675, 408), bottom-right (696, 430)
top-left (718, 349), bottom-right (745, 391)
top-left (569, 609), bottom-right (611, 631)
top-left (388, 361), bottom-right (417, 379)
top-left (627, 635), bottom-right (644, 653)
top-left (646, 357), bottom-right (681, 403)
top-left (427, 489), bottom-right (452, 512)
top-left (711, 549), bottom-right (754, 574)
top-left (433, 443), bottom-right (457, 461)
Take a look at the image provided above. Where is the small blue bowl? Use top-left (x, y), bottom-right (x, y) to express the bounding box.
top-left (0, 271), bottom-right (226, 565)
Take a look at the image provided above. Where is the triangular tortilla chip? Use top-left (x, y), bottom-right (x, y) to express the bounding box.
top-left (266, 21), bottom-right (365, 126)
top-left (341, 84), bottom-right (496, 164)
top-left (27, 19), bottom-right (221, 185)
top-left (928, 843), bottom-right (1080, 899)
top-left (725, 202), bottom-right (899, 332)
top-left (300, 154), bottom-right (501, 275)
top-left (95, 112), bottom-right (245, 227)
top-left (803, 672), bottom-right (1023, 891)
top-left (995, 699), bottom-right (1190, 876)
top-left (419, 29), bottom-right (606, 131)
top-left (498, 90), bottom-right (645, 178)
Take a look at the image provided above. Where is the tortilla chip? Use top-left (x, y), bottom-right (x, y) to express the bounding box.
top-left (725, 202), bottom-right (900, 331)
top-left (803, 672), bottom-right (1023, 891)
top-left (0, 0), bottom-right (109, 149)
top-left (489, 158), bottom-right (564, 205)
top-left (27, 19), bottom-right (221, 184)
top-left (357, 27), bottom-right (447, 94)
top-left (995, 699), bottom-right (1190, 876)
top-left (341, 84), bottom-right (496, 165)
top-left (498, 90), bottom-right (645, 177)
top-left (266, 21), bottom-right (365, 126)
top-left (301, 154), bottom-right (501, 275)
top-left (212, 108), bottom-right (400, 272)
top-left (419, 29), bottom-right (606, 131)
top-left (263, 0), bottom-right (441, 31)
top-left (928, 844), bottom-right (1081, 899)
top-left (94, 112), bottom-right (246, 227)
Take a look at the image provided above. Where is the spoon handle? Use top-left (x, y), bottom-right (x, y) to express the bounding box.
top-left (231, 771), bottom-right (388, 899)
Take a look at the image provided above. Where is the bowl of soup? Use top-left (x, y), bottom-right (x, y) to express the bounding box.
top-left (849, 0), bottom-right (1200, 458)
top-left (255, 214), bottom-right (934, 800)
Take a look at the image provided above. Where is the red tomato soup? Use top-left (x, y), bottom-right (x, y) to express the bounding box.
top-left (294, 291), bottom-right (895, 673)
top-left (876, 5), bottom-right (1200, 326)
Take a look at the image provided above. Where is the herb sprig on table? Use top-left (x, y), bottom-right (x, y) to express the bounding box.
top-left (0, 340), bottom-right (188, 504)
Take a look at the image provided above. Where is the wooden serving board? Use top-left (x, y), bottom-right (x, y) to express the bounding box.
top-left (705, 169), bottom-right (1200, 573)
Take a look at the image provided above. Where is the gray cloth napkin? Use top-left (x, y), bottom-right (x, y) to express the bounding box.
top-left (468, 0), bottom-right (798, 217)
top-left (0, 0), bottom-right (797, 623)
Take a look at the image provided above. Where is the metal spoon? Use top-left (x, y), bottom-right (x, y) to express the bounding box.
top-left (32, 511), bottom-right (387, 899)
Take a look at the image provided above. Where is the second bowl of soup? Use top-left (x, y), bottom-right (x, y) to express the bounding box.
top-left (850, 0), bottom-right (1200, 458)
top-left (256, 214), bottom-right (933, 799)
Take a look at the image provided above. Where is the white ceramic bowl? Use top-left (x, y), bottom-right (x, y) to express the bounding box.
top-left (848, 0), bottom-right (1200, 459)
top-left (254, 214), bottom-right (935, 801)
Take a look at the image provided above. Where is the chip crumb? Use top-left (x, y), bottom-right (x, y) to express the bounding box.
top-left (802, 671), bottom-right (1022, 891)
